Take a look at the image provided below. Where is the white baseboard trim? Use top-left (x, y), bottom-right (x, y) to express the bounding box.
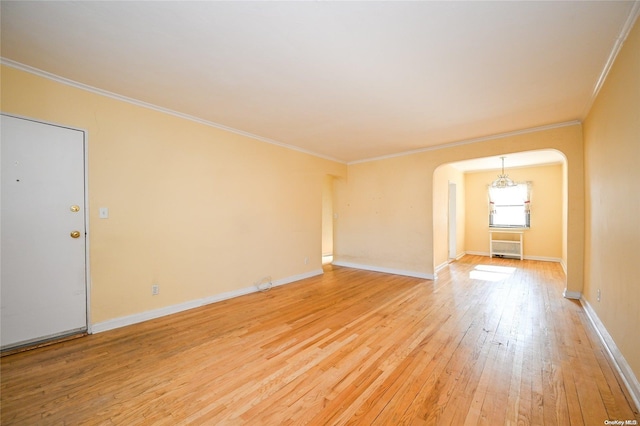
top-left (331, 261), bottom-right (434, 280)
top-left (437, 252), bottom-right (467, 272)
top-left (461, 251), bottom-right (562, 264)
top-left (433, 252), bottom-right (469, 276)
top-left (524, 255), bottom-right (562, 263)
top-left (560, 259), bottom-right (567, 275)
top-left (270, 269), bottom-right (323, 287)
top-left (435, 261), bottom-right (449, 273)
top-left (91, 269), bottom-right (323, 334)
top-left (562, 289), bottom-right (582, 300)
top-left (580, 298), bottom-right (640, 411)
top-left (465, 251), bottom-right (489, 256)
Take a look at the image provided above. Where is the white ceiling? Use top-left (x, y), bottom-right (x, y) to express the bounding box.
top-left (1, 1), bottom-right (638, 163)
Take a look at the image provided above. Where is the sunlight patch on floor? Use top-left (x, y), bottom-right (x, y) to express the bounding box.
top-left (470, 264), bottom-right (516, 282)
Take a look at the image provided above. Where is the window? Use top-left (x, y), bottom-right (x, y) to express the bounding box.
top-left (489, 183), bottom-right (531, 228)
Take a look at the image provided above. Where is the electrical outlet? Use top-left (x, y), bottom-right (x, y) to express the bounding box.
top-left (152, 284), bottom-right (159, 295)
top-left (597, 289), bottom-right (601, 302)
top-left (304, 257), bottom-right (309, 265)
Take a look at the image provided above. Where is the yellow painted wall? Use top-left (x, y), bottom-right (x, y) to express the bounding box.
top-left (583, 19), bottom-right (640, 380)
top-left (322, 175), bottom-right (334, 256)
top-left (335, 124), bottom-right (583, 291)
top-left (562, 160), bottom-right (569, 272)
top-left (433, 164), bottom-right (465, 269)
top-left (334, 155), bottom-right (432, 274)
top-left (1, 65), bottom-right (346, 324)
top-left (465, 164), bottom-right (563, 260)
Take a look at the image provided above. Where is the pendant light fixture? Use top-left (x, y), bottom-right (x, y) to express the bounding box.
top-left (491, 156), bottom-right (517, 188)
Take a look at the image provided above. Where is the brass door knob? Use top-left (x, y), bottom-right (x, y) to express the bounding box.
top-left (70, 205), bottom-right (80, 212)
top-left (70, 231), bottom-right (81, 239)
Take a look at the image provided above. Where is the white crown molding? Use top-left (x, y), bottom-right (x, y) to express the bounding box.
top-left (349, 0), bottom-right (639, 166)
top-left (348, 120), bottom-right (581, 166)
top-left (91, 269), bottom-right (323, 334)
top-left (582, 0), bottom-right (640, 119)
top-left (0, 58), bottom-right (345, 164)
top-left (2, 57), bottom-right (580, 168)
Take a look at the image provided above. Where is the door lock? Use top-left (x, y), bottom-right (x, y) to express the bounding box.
top-left (70, 231), bottom-right (81, 239)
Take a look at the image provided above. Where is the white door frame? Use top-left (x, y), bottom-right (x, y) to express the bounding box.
top-left (1, 112), bottom-right (92, 336)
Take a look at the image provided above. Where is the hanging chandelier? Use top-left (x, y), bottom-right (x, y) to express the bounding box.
top-left (491, 156), bottom-right (517, 188)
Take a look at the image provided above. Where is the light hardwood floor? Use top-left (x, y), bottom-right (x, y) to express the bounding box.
top-left (1, 255), bottom-right (638, 425)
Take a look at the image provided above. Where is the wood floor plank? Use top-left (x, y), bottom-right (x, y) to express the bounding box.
top-left (2, 255), bottom-right (638, 425)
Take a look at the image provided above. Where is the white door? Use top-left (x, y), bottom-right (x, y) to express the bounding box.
top-left (1, 114), bottom-right (87, 350)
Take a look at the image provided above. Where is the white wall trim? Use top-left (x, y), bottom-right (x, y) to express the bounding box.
top-left (91, 269), bottom-right (323, 334)
top-left (580, 298), bottom-right (640, 411)
top-left (0, 58), bottom-right (344, 164)
top-left (331, 261), bottom-right (434, 280)
top-left (465, 250), bottom-right (489, 257)
top-left (581, 0), bottom-right (640, 119)
top-left (1, 58), bottom-right (582, 167)
top-left (461, 251), bottom-right (562, 264)
top-left (435, 261), bottom-right (449, 273)
top-left (524, 255), bottom-right (562, 263)
top-left (562, 289), bottom-right (582, 300)
top-left (436, 252), bottom-right (465, 272)
top-left (349, 121), bottom-right (581, 165)
top-left (270, 269), bottom-right (323, 287)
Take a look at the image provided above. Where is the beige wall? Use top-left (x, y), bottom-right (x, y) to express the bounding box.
top-left (322, 175), bottom-right (335, 256)
top-left (562, 161), bottom-right (569, 272)
top-left (433, 164), bottom-right (465, 269)
top-left (583, 19), bottom-right (640, 381)
top-left (333, 155), bottom-right (432, 275)
top-left (465, 164), bottom-right (563, 260)
top-left (336, 124), bottom-right (583, 290)
top-left (1, 65), bottom-right (346, 325)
